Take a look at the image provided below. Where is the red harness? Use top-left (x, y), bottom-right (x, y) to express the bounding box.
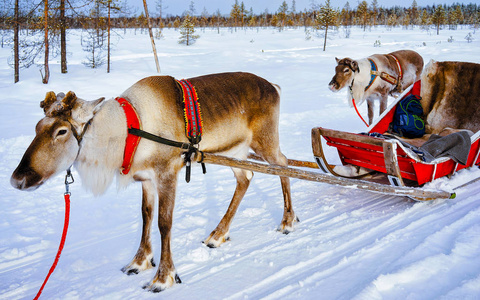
top-left (115, 79), bottom-right (203, 176)
top-left (116, 97), bottom-right (142, 175)
top-left (176, 79), bottom-right (203, 144)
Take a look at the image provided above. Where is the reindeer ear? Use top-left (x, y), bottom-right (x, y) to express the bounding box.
top-left (350, 60), bottom-right (359, 72)
top-left (70, 96), bottom-right (105, 123)
top-left (92, 97), bottom-right (105, 114)
top-left (335, 57), bottom-right (340, 64)
top-left (40, 91), bottom-right (57, 113)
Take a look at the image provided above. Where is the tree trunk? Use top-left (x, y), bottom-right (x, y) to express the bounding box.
top-left (43, 0), bottom-right (50, 84)
top-left (142, 0), bottom-right (160, 73)
top-left (107, 0), bottom-right (111, 73)
top-left (14, 0), bottom-right (19, 83)
top-left (323, 25), bottom-right (328, 51)
top-left (60, 0), bottom-right (67, 73)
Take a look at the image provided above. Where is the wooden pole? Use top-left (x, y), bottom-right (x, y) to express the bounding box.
top-left (143, 0), bottom-right (161, 73)
top-left (197, 152), bottom-right (454, 201)
top-left (247, 152), bottom-right (319, 169)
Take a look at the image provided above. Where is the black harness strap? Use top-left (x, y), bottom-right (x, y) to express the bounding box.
top-left (128, 128), bottom-right (206, 182)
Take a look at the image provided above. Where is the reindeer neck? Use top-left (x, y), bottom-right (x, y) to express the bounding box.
top-left (348, 59), bottom-right (372, 105)
top-left (74, 99), bottom-right (127, 195)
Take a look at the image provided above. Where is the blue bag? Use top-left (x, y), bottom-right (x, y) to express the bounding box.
top-left (391, 94), bottom-right (425, 138)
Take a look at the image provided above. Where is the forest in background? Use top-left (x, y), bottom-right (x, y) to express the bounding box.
top-left (1, 0), bottom-right (479, 83)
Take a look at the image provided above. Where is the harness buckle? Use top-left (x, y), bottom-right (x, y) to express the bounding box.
top-left (64, 168), bottom-right (74, 195)
top-left (183, 146), bottom-right (207, 183)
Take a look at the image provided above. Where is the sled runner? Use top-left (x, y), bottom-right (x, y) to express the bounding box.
top-left (311, 80), bottom-right (480, 194)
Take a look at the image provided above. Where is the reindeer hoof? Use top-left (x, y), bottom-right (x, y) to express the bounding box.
top-left (277, 215), bottom-right (300, 234)
top-left (143, 271), bottom-right (181, 293)
top-left (122, 254), bottom-right (155, 275)
top-left (203, 231), bottom-right (230, 248)
top-left (121, 266), bottom-right (139, 275)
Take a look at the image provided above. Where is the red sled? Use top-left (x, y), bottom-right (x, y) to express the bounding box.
top-left (312, 80), bottom-right (480, 190)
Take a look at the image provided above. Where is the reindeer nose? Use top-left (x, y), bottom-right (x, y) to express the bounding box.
top-left (11, 167), bottom-right (42, 191)
top-left (328, 80), bottom-right (337, 90)
top-left (10, 175), bottom-right (26, 190)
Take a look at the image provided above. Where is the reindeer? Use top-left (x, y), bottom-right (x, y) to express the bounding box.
top-left (10, 72), bottom-right (298, 292)
top-left (328, 50), bottom-right (424, 125)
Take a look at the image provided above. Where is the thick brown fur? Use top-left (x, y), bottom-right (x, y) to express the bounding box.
top-left (10, 72), bottom-right (297, 293)
top-left (329, 50), bottom-right (424, 125)
top-left (421, 60), bottom-right (480, 134)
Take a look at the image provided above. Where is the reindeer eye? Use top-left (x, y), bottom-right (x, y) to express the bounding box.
top-left (55, 129), bottom-right (68, 138)
top-left (344, 68), bottom-right (350, 73)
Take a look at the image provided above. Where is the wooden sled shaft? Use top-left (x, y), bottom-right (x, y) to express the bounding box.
top-left (247, 152), bottom-right (319, 169)
top-left (196, 152), bottom-right (454, 201)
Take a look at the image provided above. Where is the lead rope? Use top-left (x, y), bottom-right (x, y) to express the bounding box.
top-left (33, 169), bottom-right (73, 300)
top-left (352, 98), bottom-right (369, 127)
top-left (349, 84), bottom-right (369, 127)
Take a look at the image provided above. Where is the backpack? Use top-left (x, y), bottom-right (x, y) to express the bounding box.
top-left (391, 94), bottom-right (425, 138)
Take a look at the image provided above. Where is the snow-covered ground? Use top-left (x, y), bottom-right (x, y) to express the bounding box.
top-left (1, 26), bottom-right (479, 300)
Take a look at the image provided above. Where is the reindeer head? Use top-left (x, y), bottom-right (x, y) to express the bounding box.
top-left (11, 91), bottom-right (104, 191)
top-left (328, 57), bottom-right (359, 92)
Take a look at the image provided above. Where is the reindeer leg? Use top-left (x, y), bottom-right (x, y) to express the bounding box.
top-left (122, 180), bottom-right (156, 275)
top-left (251, 113), bottom-right (298, 233)
top-left (367, 98), bottom-right (375, 125)
top-left (379, 94), bottom-right (388, 116)
top-left (278, 175), bottom-right (297, 233)
top-left (144, 171), bottom-right (181, 293)
top-left (261, 149), bottom-right (298, 233)
top-left (204, 167), bottom-right (252, 248)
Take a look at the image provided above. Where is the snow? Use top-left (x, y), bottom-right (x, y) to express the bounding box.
top-left (1, 26), bottom-right (480, 300)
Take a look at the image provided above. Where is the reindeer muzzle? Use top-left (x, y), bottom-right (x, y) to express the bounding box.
top-left (11, 166), bottom-right (43, 191)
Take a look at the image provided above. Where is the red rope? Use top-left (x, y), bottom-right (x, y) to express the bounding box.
top-left (33, 192), bottom-right (70, 300)
top-left (352, 98), bottom-right (369, 127)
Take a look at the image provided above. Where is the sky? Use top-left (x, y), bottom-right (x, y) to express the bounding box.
top-left (137, 0), bottom-right (472, 17)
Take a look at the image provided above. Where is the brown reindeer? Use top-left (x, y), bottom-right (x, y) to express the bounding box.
top-left (420, 60), bottom-right (480, 134)
top-left (329, 50), bottom-right (424, 125)
top-left (10, 72), bottom-right (298, 292)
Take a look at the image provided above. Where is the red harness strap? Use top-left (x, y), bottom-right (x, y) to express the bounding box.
top-left (390, 54), bottom-right (403, 81)
top-left (116, 97), bottom-right (142, 175)
top-left (176, 79), bottom-right (203, 144)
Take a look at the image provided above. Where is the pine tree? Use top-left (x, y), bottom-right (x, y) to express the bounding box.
top-left (410, 0), bottom-right (418, 25)
top-left (178, 15), bottom-right (199, 46)
top-left (316, 0), bottom-right (337, 51)
top-left (341, 2), bottom-right (352, 38)
top-left (371, 0), bottom-right (378, 26)
top-left (432, 5), bottom-right (446, 35)
top-left (230, 0), bottom-right (240, 29)
top-left (277, 1), bottom-right (289, 30)
top-left (357, 1), bottom-right (369, 31)
top-left (420, 8), bottom-right (430, 30)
